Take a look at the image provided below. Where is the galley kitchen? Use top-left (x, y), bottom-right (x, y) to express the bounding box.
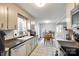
top-left (0, 3), bottom-right (79, 56)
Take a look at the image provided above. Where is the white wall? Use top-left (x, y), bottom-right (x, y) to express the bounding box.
top-left (40, 23), bottom-right (56, 32)
top-left (35, 20), bottom-right (67, 39)
top-left (34, 21), bottom-right (40, 38)
top-left (39, 23), bottom-right (56, 38)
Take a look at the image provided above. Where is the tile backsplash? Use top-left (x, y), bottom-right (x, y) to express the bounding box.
top-left (4, 30), bottom-right (14, 40)
top-left (4, 30), bottom-right (28, 40)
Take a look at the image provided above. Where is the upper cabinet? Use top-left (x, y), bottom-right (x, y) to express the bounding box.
top-left (66, 3), bottom-right (75, 29)
top-left (0, 5), bottom-right (8, 30)
top-left (74, 3), bottom-right (79, 7)
top-left (7, 6), bottom-right (17, 30)
top-left (0, 4), bottom-right (34, 30)
top-left (0, 4), bottom-right (17, 30)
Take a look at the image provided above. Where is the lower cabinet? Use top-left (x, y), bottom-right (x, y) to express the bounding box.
top-left (10, 48), bottom-right (17, 56)
top-left (26, 37), bottom-right (38, 56)
top-left (10, 36), bottom-right (38, 56)
top-left (11, 43), bottom-right (26, 56)
top-left (26, 39), bottom-right (32, 55)
top-left (35, 37), bottom-right (37, 46)
top-left (31, 37), bottom-right (35, 50)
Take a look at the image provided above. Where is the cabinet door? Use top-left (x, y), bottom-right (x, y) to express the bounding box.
top-left (7, 6), bottom-right (17, 30)
top-left (11, 47), bottom-right (18, 56)
top-left (31, 38), bottom-right (35, 50)
top-left (0, 5), bottom-right (7, 30)
top-left (17, 43), bottom-right (26, 56)
top-left (34, 37), bottom-right (38, 47)
top-left (11, 43), bottom-right (26, 56)
top-left (26, 40), bottom-right (32, 55)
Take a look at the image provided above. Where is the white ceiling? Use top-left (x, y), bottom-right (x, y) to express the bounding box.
top-left (17, 3), bottom-right (66, 23)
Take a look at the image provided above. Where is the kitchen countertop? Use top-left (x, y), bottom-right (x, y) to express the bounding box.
top-left (5, 39), bottom-right (23, 48)
top-left (5, 35), bottom-right (27, 40)
top-left (57, 39), bottom-right (75, 42)
top-left (5, 36), bottom-right (34, 51)
top-left (57, 39), bottom-right (79, 48)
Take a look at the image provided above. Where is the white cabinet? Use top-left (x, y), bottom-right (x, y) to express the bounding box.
top-left (11, 43), bottom-right (26, 56)
top-left (26, 39), bottom-right (32, 55)
top-left (0, 4), bottom-right (17, 30)
top-left (17, 43), bottom-right (26, 56)
top-left (75, 3), bottom-right (79, 7)
top-left (31, 37), bottom-right (35, 50)
top-left (10, 47), bottom-right (18, 56)
top-left (26, 36), bottom-right (38, 56)
top-left (9, 36), bottom-right (38, 56)
top-left (7, 6), bottom-right (17, 30)
top-left (0, 5), bottom-right (7, 30)
top-left (34, 37), bottom-right (38, 47)
top-left (32, 37), bottom-right (37, 49)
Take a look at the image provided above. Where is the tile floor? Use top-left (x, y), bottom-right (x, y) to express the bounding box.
top-left (30, 38), bottom-right (63, 56)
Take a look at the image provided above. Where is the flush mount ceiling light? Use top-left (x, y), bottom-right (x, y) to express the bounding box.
top-left (44, 20), bottom-right (51, 23)
top-left (35, 3), bottom-right (46, 7)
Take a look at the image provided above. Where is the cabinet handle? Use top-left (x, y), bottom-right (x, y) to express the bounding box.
top-left (1, 24), bottom-right (3, 28)
top-left (7, 7), bottom-right (8, 29)
top-left (15, 25), bottom-right (16, 29)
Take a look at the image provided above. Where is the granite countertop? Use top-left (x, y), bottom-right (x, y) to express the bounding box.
top-left (57, 39), bottom-right (75, 42)
top-left (5, 34), bottom-right (27, 40)
top-left (5, 36), bottom-right (34, 51)
top-left (5, 39), bottom-right (23, 48)
top-left (57, 39), bottom-right (79, 48)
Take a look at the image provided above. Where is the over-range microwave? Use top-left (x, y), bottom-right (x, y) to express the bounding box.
top-left (71, 5), bottom-right (79, 29)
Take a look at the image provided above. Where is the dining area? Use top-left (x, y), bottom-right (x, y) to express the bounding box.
top-left (43, 31), bottom-right (54, 45)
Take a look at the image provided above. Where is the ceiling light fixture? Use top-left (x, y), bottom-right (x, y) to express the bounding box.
top-left (44, 20), bottom-right (51, 23)
top-left (35, 3), bottom-right (46, 7)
